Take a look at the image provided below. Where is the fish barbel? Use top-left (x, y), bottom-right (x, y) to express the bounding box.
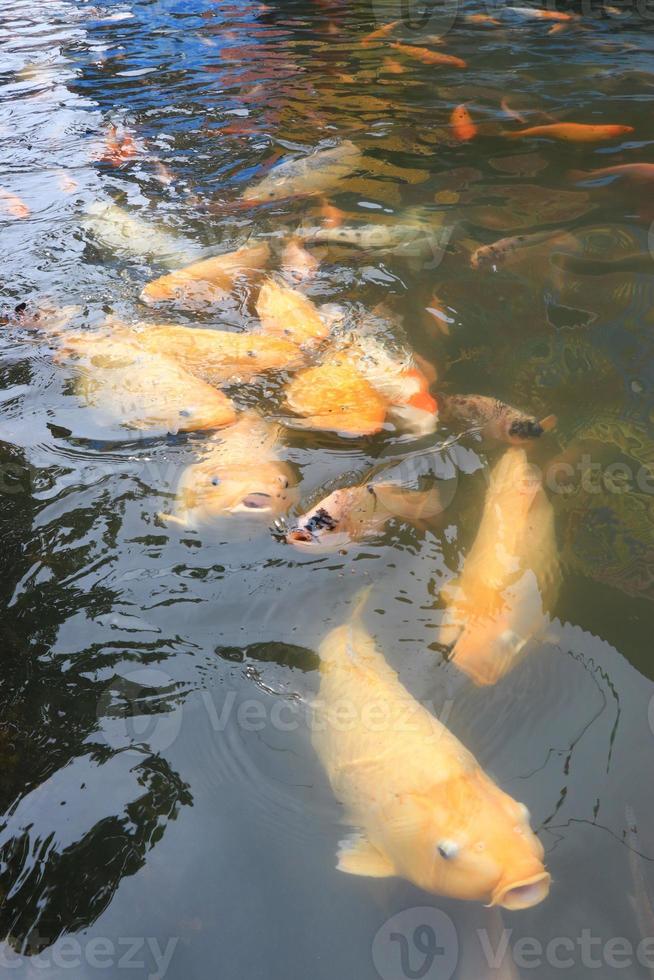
top-left (313, 594), bottom-right (551, 906)
top-left (240, 140), bottom-right (362, 202)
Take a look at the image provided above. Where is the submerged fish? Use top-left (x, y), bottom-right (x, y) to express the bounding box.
top-left (361, 19), bottom-right (400, 45)
top-left (313, 595), bottom-right (551, 907)
top-left (297, 208), bottom-right (453, 260)
top-left (569, 162), bottom-right (654, 185)
top-left (505, 123), bottom-right (633, 142)
top-left (112, 322), bottom-right (304, 385)
top-left (451, 104), bottom-right (477, 141)
top-left (285, 481), bottom-right (443, 551)
top-left (161, 413), bottom-right (297, 528)
top-left (440, 394), bottom-right (556, 443)
top-left (98, 123), bottom-right (138, 166)
top-left (439, 448), bottom-right (560, 686)
top-left (256, 278), bottom-right (329, 347)
top-left (140, 241), bottom-right (270, 305)
top-left (284, 355), bottom-right (388, 437)
top-left (470, 228), bottom-right (567, 269)
top-left (57, 332), bottom-right (236, 434)
top-left (240, 140), bottom-right (362, 202)
top-left (503, 6), bottom-right (578, 21)
top-left (280, 238), bottom-right (320, 283)
top-left (0, 188), bottom-right (30, 218)
top-left (390, 42), bottom-right (467, 68)
top-left (83, 203), bottom-right (198, 267)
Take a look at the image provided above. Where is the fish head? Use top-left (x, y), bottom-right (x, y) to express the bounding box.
top-left (382, 774), bottom-right (549, 908)
top-left (179, 460), bottom-right (298, 524)
top-left (285, 486), bottom-right (375, 551)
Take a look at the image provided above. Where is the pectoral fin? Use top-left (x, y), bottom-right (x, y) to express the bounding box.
top-left (336, 832), bottom-right (395, 878)
top-left (373, 484), bottom-right (444, 522)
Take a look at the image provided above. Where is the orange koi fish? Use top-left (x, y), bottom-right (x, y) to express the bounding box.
top-left (390, 42), bottom-right (467, 69)
top-left (505, 123), bottom-right (633, 142)
top-left (141, 241), bottom-right (270, 305)
top-left (500, 97), bottom-right (527, 124)
top-left (284, 355), bottom-right (387, 437)
top-left (0, 188), bottom-right (30, 218)
top-left (256, 278), bottom-right (329, 347)
top-left (451, 104), bottom-right (477, 141)
top-left (313, 592), bottom-right (551, 907)
top-left (569, 162), bottom-right (654, 184)
top-left (361, 19), bottom-right (400, 46)
top-left (99, 124), bottom-right (138, 166)
top-left (465, 12), bottom-right (501, 24)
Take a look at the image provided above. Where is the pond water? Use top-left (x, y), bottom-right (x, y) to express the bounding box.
top-left (1, 0), bottom-right (654, 977)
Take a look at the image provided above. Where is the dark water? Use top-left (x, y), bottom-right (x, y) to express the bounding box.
top-left (1, 0), bottom-right (654, 977)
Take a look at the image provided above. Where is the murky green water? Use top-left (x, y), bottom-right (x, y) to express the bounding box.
top-left (1, 0), bottom-right (654, 977)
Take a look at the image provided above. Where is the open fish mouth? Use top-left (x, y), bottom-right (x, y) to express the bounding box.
top-left (491, 872), bottom-right (551, 910)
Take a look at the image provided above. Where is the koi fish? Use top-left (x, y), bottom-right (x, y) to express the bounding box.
top-left (569, 162), bottom-right (654, 185)
top-left (0, 188), bottom-right (30, 218)
top-left (451, 104), bottom-right (477, 141)
top-left (161, 413), bottom-right (297, 528)
top-left (98, 123), bottom-right (138, 166)
top-left (470, 228), bottom-right (567, 269)
top-left (320, 199), bottom-right (346, 228)
top-left (390, 42), bottom-right (467, 69)
top-left (465, 13), bottom-right (501, 24)
top-left (504, 6), bottom-right (578, 21)
top-left (340, 333), bottom-right (439, 436)
top-left (56, 332), bottom-right (236, 434)
top-left (500, 97), bottom-right (527, 124)
top-left (256, 278), bottom-right (329, 347)
top-left (110, 321), bottom-right (304, 385)
top-left (280, 238), bottom-right (320, 283)
top-left (83, 202), bottom-right (199, 267)
top-left (284, 480), bottom-right (443, 550)
top-left (240, 140), bottom-right (362, 202)
top-left (440, 394), bottom-right (556, 443)
top-left (382, 57), bottom-right (406, 74)
top-left (284, 355), bottom-right (388, 437)
top-left (439, 448), bottom-right (560, 686)
top-left (505, 123), bottom-right (633, 142)
top-left (140, 241), bottom-right (270, 305)
top-left (361, 19), bottom-right (400, 45)
top-left (313, 593), bottom-right (551, 907)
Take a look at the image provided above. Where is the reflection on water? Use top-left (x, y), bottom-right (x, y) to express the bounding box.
top-left (1, 0), bottom-right (654, 976)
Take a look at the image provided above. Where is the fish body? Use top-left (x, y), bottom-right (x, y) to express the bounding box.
top-left (284, 355), bottom-right (388, 436)
top-left (98, 124), bottom-right (138, 166)
top-left (570, 163), bottom-right (654, 185)
top-left (506, 123), bottom-right (633, 142)
top-left (297, 209), bottom-right (453, 258)
top-left (280, 238), bottom-right (320, 283)
top-left (341, 334), bottom-right (438, 436)
top-left (470, 228), bottom-right (567, 269)
top-left (439, 448), bottom-right (560, 686)
top-left (240, 140), bottom-right (362, 202)
top-left (361, 19), bottom-right (400, 45)
top-left (83, 203), bottom-right (198, 267)
top-left (451, 104), bottom-right (477, 141)
top-left (119, 323), bottom-right (304, 385)
top-left (440, 394), bottom-right (555, 443)
top-left (163, 413), bottom-right (297, 528)
top-left (391, 42), bottom-right (467, 68)
top-left (0, 188), bottom-right (30, 218)
top-left (465, 13), bottom-right (501, 24)
top-left (140, 241), bottom-right (270, 305)
top-left (504, 6), bottom-right (577, 21)
top-left (256, 278), bottom-right (329, 347)
top-left (313, 601), bottom-right (551, 907)
top-left (58, 333), bottom-right (236, 434)
top-left (286, 481), bottom-right (443, 550)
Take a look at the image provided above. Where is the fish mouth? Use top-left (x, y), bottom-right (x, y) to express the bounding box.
top-left (491, 872), bottom-right (551, 910)
top-left (287, 528), bottom-right (315, 545)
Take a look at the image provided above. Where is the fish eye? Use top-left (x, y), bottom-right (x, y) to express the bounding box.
top-left (210, 476), bottom-right (221, 486)
top-left (437, 840), bottom-right (459, 860)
